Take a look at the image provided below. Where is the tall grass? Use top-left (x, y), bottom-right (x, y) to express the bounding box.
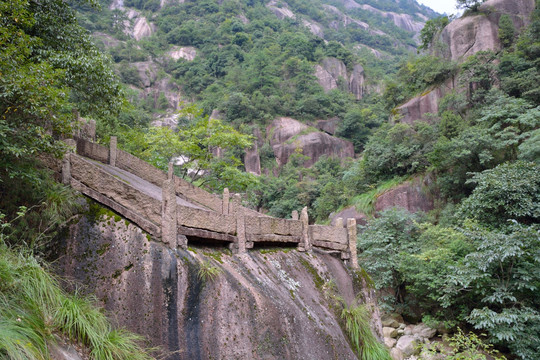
top-left (351, 177), bottom-right (406, 216)
top-left (341, 304), bottom-right (392, 360)
top-left (0, 244), bottom-right (155, 360)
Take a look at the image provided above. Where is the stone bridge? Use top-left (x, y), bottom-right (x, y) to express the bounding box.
top-left (49, 136), bottom-right (358, 268)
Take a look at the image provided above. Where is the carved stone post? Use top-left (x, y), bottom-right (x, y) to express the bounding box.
top-left (347, 218), bottom-right (358, 269)
top-left (298, 206), bottom-right (311, 252)
top-left (222, 188), bottom-right (230, 215)
top-left (291, 210), bottom-right (299, 221)
top-left (335, 217), bottom-right (343, 228)
top-left (231, 195), bottom-right (246, 254)
top-left (162, 178), bottom-right (179, 249)
top-left (109, 136), bottom-right (117, 167)
top-left (168, 161), bottom-right (174, 180)
top-left (61, 139), bottom-right (76, 185)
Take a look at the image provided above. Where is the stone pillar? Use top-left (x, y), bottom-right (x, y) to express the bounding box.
top-left (298, 206), bottom-right (311, 252)
top-left (61, 139), bottom-right (76, 185)
top-left (335, 217), bottom-right (343, 228)
top-left (161, 179), bottom-right (178, 249)
top-left (109, 136), bottom-right (117, 167)
top-left (291, 210), bottom-right (299, 221)
top-left (168, 162), bottom-right (174, 180)
top-left (347, 218), bottom-right (358, 269)
top-left (231, 195), bottom-right (246, 255)
top-left (222, 188), bottom-right (230, 215)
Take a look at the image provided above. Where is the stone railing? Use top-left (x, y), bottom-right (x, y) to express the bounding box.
top-left (60, 137), bottom-right (359, 268)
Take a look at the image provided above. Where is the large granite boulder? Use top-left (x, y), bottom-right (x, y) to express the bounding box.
top-left (267, 117), bottom-right (354, 168)
top-left (440, 0), bottom-right (535, 61)
top-left (374, 176), bottom-right (434, 214)
top-left (315, 58), bottom-right (365, 99)
top-left (53, 208), bottom-right (369, 360)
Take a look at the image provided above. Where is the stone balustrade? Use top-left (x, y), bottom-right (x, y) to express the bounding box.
top-left (60, 136), bottom-right (359, 268)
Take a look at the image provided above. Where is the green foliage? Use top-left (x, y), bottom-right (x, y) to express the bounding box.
top-left (0, 0), bottom-right (124, 184)
top-left (442, 222), bottom-right (540, 359)
top-left (458, 161), bottom-right (540, 227)
top-left (118, 106), bottom-right (257, 192)
top-left (498, 14), bottom-right (515, 48)
top-left (340, 304), bottom-right (392, 360)
top-left (0, 244), bottom-right (153, 359)
top-left (419, 16), bottom-right (449, 51)
top-left (197, 260), bottom-right (221, 283)
top-left (421, 328), bottom-right (506, 360)
top-left (358, 208), bottom-right (421, 310)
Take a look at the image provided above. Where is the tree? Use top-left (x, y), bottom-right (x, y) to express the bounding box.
top-left (456, 0), bottom-right (484, 11)
top-left (419, 16), bottom-right (449, 51)
top-left (0, 0), bottom-right (124, 181)
top-left (458, 161), bottom-right (540, 227)
top-left (442, 222), bottom-right (540, 360)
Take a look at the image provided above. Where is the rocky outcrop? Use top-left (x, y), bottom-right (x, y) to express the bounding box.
top-left (53, 209), bottom-right (370, 360)
top-left (323, 4), bottom-right (370, 31)
top-left (273, 131), bottom-right (355, 167)
top-left (330, 207), bottom-right (368, 227)
top-left (166, 46), bottom-right (197, 61)
top-left (314, 57), bottom-right (365, 100)
top-left (374, 177), bottom-right (434, 214)
top-left (395, 76), bottom-right (458, 125)
top-left (439, 0), bottom-right (534, 61)
top-left (119, 9), bottom-right (156, 41)
top-left (267, 0), bottom-right (296, 20)
top-left (380, 314), bottom-right (438, 360)
top-left (360, 4), bottom-right (424, 34)
top-left (268, 117), bottom-right (355, 168)
top-left (302, 19), bottom-right (324, 38)
top-left (396, 0), bottom-right (534, 124)
top-left (315, 117), bottom-right (340, 135)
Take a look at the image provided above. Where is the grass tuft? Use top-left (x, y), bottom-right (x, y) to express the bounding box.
top-left (341, 304), bottom-right (392, 360)
top-left (197, 260), bottom-right (222, 283)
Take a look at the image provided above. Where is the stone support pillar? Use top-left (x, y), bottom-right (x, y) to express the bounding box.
top-left (298, 206), bottom-right (311, 252)
top-left (222, 188), bottom-right (230, 215)
top-left (231, 195), bottom-right (246, 254)
top-left (168, 162), bottom-right (174, 180)
top-left (61, 139), bottom-right (76, 185)
top-left (347, 218), bottom-right (359, 269)
top-left (334, 217), bottom-right (343, 228)
top-left (109, 136), bottom-right (117, 167)
top-left (291, 210), bottom-right (299, 221)
top-left (162, 179), bottom-right (178, 249)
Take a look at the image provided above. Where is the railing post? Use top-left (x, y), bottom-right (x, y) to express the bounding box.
top-left (109, 136), bottom-right (117, 167)
top-left (291, 210), bottom-right (298, 220)
top-left (222, 188), bottom-right (230, 215)
top-left (61, 139), bottom-right (76, 185)
top-left (335, 217), bottom-right (343, 228)
top-left (231, 195), bottom-right (246, 255)
top-left (168, 161), bottom-right (174, 180)
top-left (162, 178), bottom-right (179, 249)
top-left (298, 206), bottom-right (311, 252)
top-left (347, 218), bottom-right (358, 269)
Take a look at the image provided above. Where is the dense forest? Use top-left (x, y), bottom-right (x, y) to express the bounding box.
top-left (1, 0), bottom-right (539, 359)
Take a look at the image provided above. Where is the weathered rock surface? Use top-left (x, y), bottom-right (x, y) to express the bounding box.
top-left (396, 0), bottom-right (534, 125)
top-left (360, 4), bottom-right (424, 34)
top-left (395, 77), bottom-right (457, 125)
top-left (315, 57), bottom-right (365, 99)
top-left (374, 176), bottom-right (434, 214)
top-left (315, 117), bottom-right (340, 135)
top-left (302, 19), bottom-right (324, 38)
top-left (166, 46), bottom-right (197, 61)
top-left (330, 207), bottom-right (368, 227)
top-left (440, 0), bottom-right (534, 61)
top-left (122, 9), bottom-right (156, 41)
top-left (267, 0), bottom-right (296, 20)
top-left (323, 5), bottom-right (370, 30)
top-left (53, 212), bottom-right (367, 360)
top-left (268, 117), bottom-right (354, 168)
top-left (396, 335), bottom-right (419, 357)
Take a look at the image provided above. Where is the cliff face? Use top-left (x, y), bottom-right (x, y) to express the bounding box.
top-left (396, 0), bottom-right (535, 124)
top-left (53, 209), bottom-right (369, 360)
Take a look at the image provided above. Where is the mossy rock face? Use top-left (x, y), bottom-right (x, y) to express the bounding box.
top-left (55, 213), bottom-right (365, 360)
